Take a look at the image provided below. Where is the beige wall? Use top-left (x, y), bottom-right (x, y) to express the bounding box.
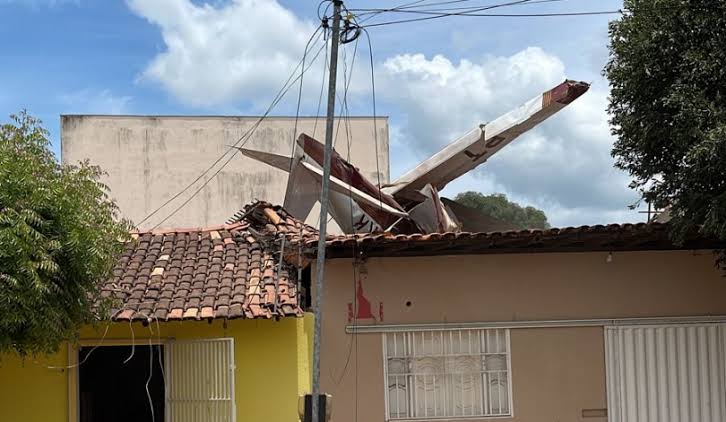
top-left (321, 250), bottom-right (726, 422)
top-left (61, 115), bottom-right (389, 230)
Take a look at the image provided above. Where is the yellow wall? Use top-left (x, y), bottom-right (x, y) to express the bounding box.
top-left (0, 314), bottom-right (313, 422)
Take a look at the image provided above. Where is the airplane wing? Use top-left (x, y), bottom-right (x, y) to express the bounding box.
top-left (232, 147), bottom-right (292, 173)
top-left (300, 161), bottom-right (408, 218)
top-left (384, 79), bottom-right (590, 202)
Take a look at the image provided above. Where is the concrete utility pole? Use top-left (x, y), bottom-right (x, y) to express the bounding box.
top-left (312, 1), bottom-right (342, 422)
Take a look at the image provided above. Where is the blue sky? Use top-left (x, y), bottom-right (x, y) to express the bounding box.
top-left (0, 0), bottom-right (639, 226)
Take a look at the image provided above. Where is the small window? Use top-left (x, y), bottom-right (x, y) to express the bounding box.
top-left (383, 329), bottom-right (512, 420)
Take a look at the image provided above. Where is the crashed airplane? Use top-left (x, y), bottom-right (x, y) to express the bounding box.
top-left (235, 79), bottom-right (590, 234)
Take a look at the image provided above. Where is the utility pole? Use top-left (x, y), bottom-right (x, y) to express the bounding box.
top-left (312, 1), bottom-right (342, 422)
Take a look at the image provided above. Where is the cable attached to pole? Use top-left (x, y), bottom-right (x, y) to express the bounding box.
top-left (312, 3), bottom-right (343, 421)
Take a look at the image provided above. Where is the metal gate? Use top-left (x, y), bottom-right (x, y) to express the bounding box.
top-left (165, 338), bottom-right (236, 422)
top-left (605, 324), bottom-right (726, 422)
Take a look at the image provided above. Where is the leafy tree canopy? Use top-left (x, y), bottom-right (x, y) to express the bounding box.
top-left (605, 1), bottom-right (726, 253)
top-left (0, 112), bottom-right (131, 356)
top-left (454, 191), bottom-right (549, 229)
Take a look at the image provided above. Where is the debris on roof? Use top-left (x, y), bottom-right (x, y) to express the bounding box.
top-left (103, 202), bottom-right (315, 322)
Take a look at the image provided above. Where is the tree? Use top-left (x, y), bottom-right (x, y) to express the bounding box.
top-left (453, 191), bottom-right (549, 229)
top-left (605, 1), bottom-right (726, 261)
top-left (0, 112), bottom-right (131, 355)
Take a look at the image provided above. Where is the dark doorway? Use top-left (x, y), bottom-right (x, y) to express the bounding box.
top-left (79, 345), bottom-right (165, 422)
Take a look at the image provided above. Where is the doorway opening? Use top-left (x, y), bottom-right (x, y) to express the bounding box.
top-left (79, 345), bottom-right (165, 422)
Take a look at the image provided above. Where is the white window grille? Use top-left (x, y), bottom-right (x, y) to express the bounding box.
top-left (165, 338), bottom-right (236, 422)
top-left (383, 328), bottom-right (512, 420)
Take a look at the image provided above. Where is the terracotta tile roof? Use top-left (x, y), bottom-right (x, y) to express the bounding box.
top-left (318, 222), bottom-right (722, 258)
top-left (103, 202), bottom-right (315, 322)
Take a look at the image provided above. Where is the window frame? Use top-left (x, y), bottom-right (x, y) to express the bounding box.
top-left (68, 337), bottom-right (236, 422)
top-left (382, 328), bottom-right (514, 421)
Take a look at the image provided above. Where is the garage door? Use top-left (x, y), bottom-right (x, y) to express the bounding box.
top-left (605, 324), bottom-right (726, 422)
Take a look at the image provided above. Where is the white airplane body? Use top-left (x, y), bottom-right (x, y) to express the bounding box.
top-left (235, 79), bottom-right (590, 234)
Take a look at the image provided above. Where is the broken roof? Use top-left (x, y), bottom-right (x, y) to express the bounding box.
top-left (318, 222), bottom-right (723, 258)
top-left (102, 200), bottom-right (722, 322)
top-left (103, 202), bottom-right (315, 322)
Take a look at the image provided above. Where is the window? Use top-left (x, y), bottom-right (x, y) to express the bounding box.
top-left (71, 338), bottom-right (235, 422)
top-left (383, 329), bottom-right (512, 420)
top-left (165, 338), bottom-right (236, 422)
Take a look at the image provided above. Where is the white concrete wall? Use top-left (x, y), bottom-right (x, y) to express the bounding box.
top-left (61, 115), bottom-right (389, 230)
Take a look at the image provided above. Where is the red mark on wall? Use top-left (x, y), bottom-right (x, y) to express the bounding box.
top-left (356, 280), bottom-right (375, 320)
top-left (348, 279), bottom-right (381, 323)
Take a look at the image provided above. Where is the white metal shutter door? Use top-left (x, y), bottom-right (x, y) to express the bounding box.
top-left (605, 324), bottom-right (726, 422)
top-left (165, 338), bottom-right (236, 422)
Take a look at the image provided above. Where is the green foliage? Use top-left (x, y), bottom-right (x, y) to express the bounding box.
top-left (0, 111), bottom-right (131, 356)
top-left (605, 1), bottom-right (726, 260)
top-left (454, 191), bottom-right (549, 229)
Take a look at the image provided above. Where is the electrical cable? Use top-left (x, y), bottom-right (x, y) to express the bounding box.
top-left (149, 36), bottom-right (328, 230)
top-left (362, 28), bottom-right (384, 210)
top-left (154, 318), bottom-right (165, 385)
top-left (353, 0), bottom-right (568, 14)
top-left (361, 8), bottom-right (620, 27)
top-left (123, 319), bottom-right (135, 364)
top-left (136, 25), bottom-right (323, 228)
top-left (312, 37), bottom-right (329, 139)
top-left (351, 0), bottom-right (625, 27)
top-left (352, 0), bottom-right (528, 13)
top-left (354, 0), bottom-right (430, 25)
top-left (43, 323), bottom-right (110, 370)
top-left (145, 333), bottom-right (155, 422)
top-left (288, 22), bottom-right (322, 176)
top-left (318, 0), bottom-right (334, 20)
top-left (329, 34), bottom-right (358, 388)
top-left (333, 34), bottom-right (359, 150)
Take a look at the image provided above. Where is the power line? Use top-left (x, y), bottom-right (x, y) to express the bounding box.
top-left (333, 33), bottom-right (359, 150)
top-left (136, 26), bottom-right (323, 228)
top-left (289, 24), bottom-right (324, 175)
top-left (353, 0), bottom-right (568, 15)
top-left (351, 0), bottom-right (533, 18)
top-left (353, 0), bottom-right (726, 27)
top-left (363, 28), bottom-right (384, 209)
top-left (312, 38), bottom-right (330, 139)
top-left (354, 0), bottom-right (430, 25)
top-left (360, 8), bottom-right (621, 27)
top-left (148, 33), bottom-right (328, 230)
top-left (358, 0), bottom-right (623, 27)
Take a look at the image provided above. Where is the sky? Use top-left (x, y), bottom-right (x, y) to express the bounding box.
top-left (0, 0), bottom-right (642, 227)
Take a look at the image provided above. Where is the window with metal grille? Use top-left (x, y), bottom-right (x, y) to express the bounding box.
top-left (383, 329), bottom-right (512, 420)
top-left (165, 338), bottom-right (236, 422)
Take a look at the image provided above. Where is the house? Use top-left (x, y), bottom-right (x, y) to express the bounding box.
top-left (60, 115), bottom-right (389, 231)
top-left (317, 223), bottom-right (726, 422)
top-left (0, 202), bottom-right (315, 422)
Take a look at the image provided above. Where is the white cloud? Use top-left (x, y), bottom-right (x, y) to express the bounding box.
top-left (126, 0), bottom-right (318, 107)
top-left (379, 47), bottom-right (566, 151)
top-left (58, 89), bottom-right (132, 114)
top-left (125, 0), bottom-right (640, 225)
top-left (377, 48), bottom-right (640, 226)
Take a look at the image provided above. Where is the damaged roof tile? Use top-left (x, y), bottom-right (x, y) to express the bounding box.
top-left (102, 202), bottom-right (312, 323)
